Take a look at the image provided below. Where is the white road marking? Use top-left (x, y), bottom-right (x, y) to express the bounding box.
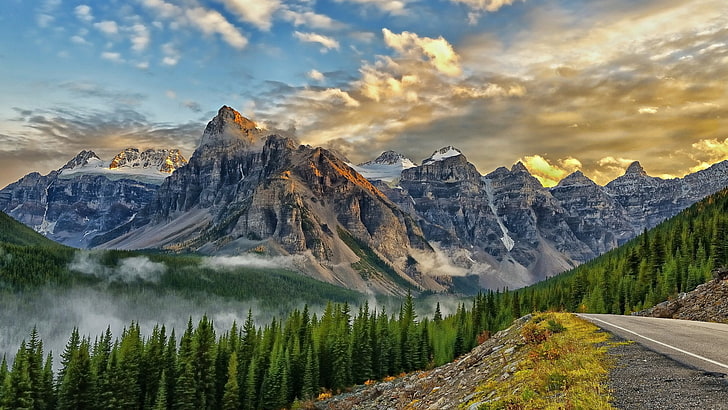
top-left (581, 315), bottom-right (728, 371)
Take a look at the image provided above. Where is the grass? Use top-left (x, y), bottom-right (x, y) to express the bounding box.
top-left (466, 312), bottom-right (614, 410)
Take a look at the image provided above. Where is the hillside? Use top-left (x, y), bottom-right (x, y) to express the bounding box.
top-left (0, 210), bottom-right (62, 247)
top-left (512, 187), bottom-right (728, 315)
top-left (317, 313), bottom-right (612, 409)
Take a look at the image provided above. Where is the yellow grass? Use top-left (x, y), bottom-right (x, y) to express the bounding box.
top-left (465, 312), bottom-right (614, 410)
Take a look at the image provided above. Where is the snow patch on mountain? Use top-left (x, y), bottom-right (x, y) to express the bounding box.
top-left (349, 151), bottom-right (417, 183)
top-left (422, 146), bottom-right (462, 165)
top-left (483, 177), bottom-right (515, 251)
top-left (59, 148), bottom-right (187, 185)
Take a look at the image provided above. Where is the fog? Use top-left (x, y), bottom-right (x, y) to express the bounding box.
top-left (70, 251), bottom-right (167, 283)
top-left (0, 286), bottom-right (296, 367)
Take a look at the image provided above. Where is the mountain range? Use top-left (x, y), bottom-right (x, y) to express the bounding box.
top-left (3, 105), bottom-right (728, 294)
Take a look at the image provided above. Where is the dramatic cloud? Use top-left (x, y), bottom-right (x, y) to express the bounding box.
top-left (383, 29), bottom-right (462, 76)
top-left (689, 138), bottom-right (728, 172)
top-left (520, 155), bottom-right (582, 187)
top-left (294, 31), bottom-right (340, 52)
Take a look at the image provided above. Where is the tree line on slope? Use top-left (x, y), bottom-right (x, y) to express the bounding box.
top-left (513, 187), bottom-right (728, 314)
top-left (0, 292), bottom-right (518, 410)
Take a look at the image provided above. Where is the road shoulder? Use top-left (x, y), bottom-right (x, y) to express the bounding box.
top-left (606, 332), bottom-right (728, 409)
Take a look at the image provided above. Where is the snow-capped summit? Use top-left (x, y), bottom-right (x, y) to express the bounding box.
top-left (422, 146), bottom-right (463, 165)
top-left (60, 150), bottom-right (104, 171)
top-left (349, 151), bottom-right (417, 183)
top-left (59, 148), bottom-right (188, 184)
top-left (109, 148), bottom-right (187, 173)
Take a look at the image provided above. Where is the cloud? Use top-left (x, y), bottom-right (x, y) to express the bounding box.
top-left (216, 0), bottom-right (280, 31)
top-left (130, 24), bottom-right (151, 51)
top-left (200, 254), bottom-right (303, 270)
top-left (307, 69), bottom-right (325, 81)
top-left (0, 103), bottom-right (203, 188)
top-left (638, 106), bottom-right (658, 114)
top-left (280, 8), bottom-right (342, 30)
top-left (382, 29), bottom-right (462, 77)
top-left (520, 155), bottom-right (582, 187)
top-left (74, 5), bottom-right (94, 22)
top-left (101, 51), bottom-right (124, 63)
top-left (299, 88), bottom-right (361, 107)
top-left (70, 252), bottom-right (167, 284)
top-left (71, 35), bottom-right (90, 45)
top-left (334, 0), bottom-right (409, 15)
top-left (185, 7), bottom-right (249, 49)
top-left (451, 0), bottom-right (524, 12)
top-left (161, 42), bottom-right (180, 65)
top-left (141, 0), bottom-right (248, 49)
top-left (182, 100), bottom-right (202, 113)
top-left (94, 20), bottom-right (119, 35)
top-left (294, 31), bottom-right (340, 52)
top-left (688, 138), bottom-right (728, 172)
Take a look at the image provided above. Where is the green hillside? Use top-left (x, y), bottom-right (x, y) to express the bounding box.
top-left (0, 211), bottom-right (63, 247)
top-left (513, 187), bottom-right (728, 314)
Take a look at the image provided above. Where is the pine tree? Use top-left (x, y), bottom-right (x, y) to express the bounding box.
top-left (221, 352), bottom-right (239, 410)
top-left (6, 340), bottom-right (33, 409)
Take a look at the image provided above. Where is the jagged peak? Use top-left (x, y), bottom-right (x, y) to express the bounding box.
top-left (624, 161), bottom-right (648, 176)
top-left (511, 161), bottom-right (530, 174)
top-left (422, 146), bottom-right (463, 165)
top-left (60, 150), bottom-right (102, 171)
top-left (109, 148), bottom-right (188, 173)
top-left (359, 150), bottom-right (417, 167)
top-left (198, 105), bottom-right (261, 148)
top-left (556, 170), bottom-right (595, 187)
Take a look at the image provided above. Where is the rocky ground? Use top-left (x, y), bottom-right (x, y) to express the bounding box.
top-left (636, 270), bottom-right (728, 322)
top-left (315, 315), bottom-right (533, 410)
top-left (606, 333), bottom-right (728, 409)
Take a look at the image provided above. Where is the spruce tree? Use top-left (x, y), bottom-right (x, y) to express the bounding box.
top-left (221, 352), bottom-right (239, 410)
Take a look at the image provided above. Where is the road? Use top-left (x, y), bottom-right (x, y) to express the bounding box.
top-left (578, 314), bottom-right (728, 375)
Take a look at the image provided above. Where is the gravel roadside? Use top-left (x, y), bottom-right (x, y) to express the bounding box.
top-left (606, 332), bottom-right (728, 409)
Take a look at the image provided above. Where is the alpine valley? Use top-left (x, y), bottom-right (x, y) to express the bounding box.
top-left (3, 106), bottom-right (728, 295)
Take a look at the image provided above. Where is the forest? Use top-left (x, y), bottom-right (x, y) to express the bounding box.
top-left (0, 292), bottom-right (510, 410)
top-left (2, 187), bottom-right (728, 408)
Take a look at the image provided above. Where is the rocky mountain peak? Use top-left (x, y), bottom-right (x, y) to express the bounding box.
top-left (624, 161), bottom-right (648, 176)
top-left (61, 150), bottom-right (102, 171)
top-left (422, 146), bottom-right (463, 165)
top-left (556, 170), bottom-right (595, 187)
top-left (361, 150), bottom-right (416, 167)
top-left (109, 148), bottom-right (188, 173)
top-left (198, 105), bottom-right (261, 148)
top-left (511, 161), bottom-right (530, 174)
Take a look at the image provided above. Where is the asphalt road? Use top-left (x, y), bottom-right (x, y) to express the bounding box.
top-left (578, 314), bottom-right (728, 375)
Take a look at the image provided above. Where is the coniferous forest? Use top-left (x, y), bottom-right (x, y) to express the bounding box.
top-left (2, 187), bottom-right (728, 408)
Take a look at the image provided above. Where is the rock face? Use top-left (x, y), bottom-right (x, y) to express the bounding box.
top-left (5, 105), bottom-right (728, 293)
top-left (636, 269), bottom-right (728, 322)
top-left (94, 106), bottom-right (443, 295)
top-left (0, 149), bottom-right (187, 248)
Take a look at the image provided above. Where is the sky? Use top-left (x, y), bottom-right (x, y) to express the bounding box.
top-left (1, 0), bottom-right (728, 189)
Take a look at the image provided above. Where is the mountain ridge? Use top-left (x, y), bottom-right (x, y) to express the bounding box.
top-left (4, 105), bottom-right (728, 294)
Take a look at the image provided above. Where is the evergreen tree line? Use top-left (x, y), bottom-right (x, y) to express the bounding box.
top-left (513, 187), bottom-right (728, 314)
top-left (0, 292), bottom-right (519, 410)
